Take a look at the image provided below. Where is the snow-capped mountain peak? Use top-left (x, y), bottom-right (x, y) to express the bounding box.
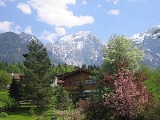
top-left (131, 25), bottom-right (160, 44)
top-left (130, 25), bottom-right (160, 67)
top-left (19, 32), bottom-right (39, 43)
top-left (146, 25), bottom-right (160, 34)
top-left (58, 31), bottom-right (97, 43)
top-left (46, 31), bottom-right (105, 66)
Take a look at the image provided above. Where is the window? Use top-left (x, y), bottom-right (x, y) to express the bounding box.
top-left (85, 80), bottom-right (96, 85)
top-left (75, 80), bottom-right (80, 85)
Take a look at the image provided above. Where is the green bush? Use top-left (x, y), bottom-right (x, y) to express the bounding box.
top-left (0, 112), bottom-right (8, 117)
top-left (79, 100), bottom-right (113, 120)
top-left (28, 107), bottom-right (35, 116)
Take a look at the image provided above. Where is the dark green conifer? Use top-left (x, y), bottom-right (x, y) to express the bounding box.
top-left (22, 40), bottom-right (53, 111)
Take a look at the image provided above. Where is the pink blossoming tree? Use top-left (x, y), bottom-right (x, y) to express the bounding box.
top-left (104, 68), bottom-right (150, 119)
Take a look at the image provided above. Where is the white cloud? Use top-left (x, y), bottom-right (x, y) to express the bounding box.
top-left (17, 3), bottom-right (31, 14)
top-left (14, 25), bottom-right (21, 33)
top-left (106, 0), bottom-right (119, 4)
top-left (0, 21), bottom-right (13, 32)
top-left (55, 27), bottom-right (66, 36)
top-left (0, 21), bottom-right (21, 33)
top-left (0, 0), bottom-right (6, 6)
top-left (27, 0), bottom-right (94, 27)
top-left (40, 30), bottom-right (57, 43)
top-left (40, 27), bottom-right (66, 43)
top-left (82, 0), bottom-right (87, 4)
top-left (24, 26), bottom-right (32, 34)
top-left (97, 4), bottom-right (102, 8)
top-left (107, 9), bottom-right (120, 15)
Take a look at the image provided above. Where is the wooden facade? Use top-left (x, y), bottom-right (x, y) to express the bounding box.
top-left (57, 68), bottom-right (96, 93)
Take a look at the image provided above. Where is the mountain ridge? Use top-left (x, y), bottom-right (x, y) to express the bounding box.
top-left (0, 25), bottom-right (160, 67)
top-left (0, 32), bottom-right (39, 63)
top-left (131, 25), bottom-right (160, 67)
top-left (45, 31), bottom-right (105, 66)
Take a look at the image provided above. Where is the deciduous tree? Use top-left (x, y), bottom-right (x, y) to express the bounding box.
top-left (102, 35), bottom-right (143, 74)
top-left (104, 68), bottom-right (150, 119)
top-left (0, 70), bottom-right (12, 89)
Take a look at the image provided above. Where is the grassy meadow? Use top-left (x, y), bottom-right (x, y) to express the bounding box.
top-left (0, 90), bottom-right (81, 120)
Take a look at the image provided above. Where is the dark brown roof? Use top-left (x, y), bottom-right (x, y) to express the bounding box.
top-left (57, 68), bottom-right (90, 80)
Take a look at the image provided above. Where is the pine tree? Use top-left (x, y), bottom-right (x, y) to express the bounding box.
top-left (76, 82), bottom-right (85, 101)
top-left (9, 79), bottom-right (23, 107)
top-left (22, 40), bottom-right (53, 111)
top-left (54, 86), bottom-right (69, 110)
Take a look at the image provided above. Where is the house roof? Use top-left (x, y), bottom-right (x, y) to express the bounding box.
top-left (12, 73), bottom-right (23, 80)
top-left (57, 68), bottom-right (90, 80)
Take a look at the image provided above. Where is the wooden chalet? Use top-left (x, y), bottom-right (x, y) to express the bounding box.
top-left (57, 68), bottom-right (96, 95)
top-left (11, 73), bottom-right (23, 81)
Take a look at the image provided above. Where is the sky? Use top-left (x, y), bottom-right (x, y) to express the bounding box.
top-left (0, 0), bottom-right (160, 43)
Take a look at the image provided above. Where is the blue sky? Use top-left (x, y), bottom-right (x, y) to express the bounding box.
top-left (0, 0), bottom-right (160, 43)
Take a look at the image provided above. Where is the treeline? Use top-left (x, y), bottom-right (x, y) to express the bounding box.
top-left (0, 62), bottom-right (74, 90)
top-left (0, 62), bottom-right (98, 75)
top-left (0, 60), bottom-right (99, 91)
top-left (0, 62), bottom-right (25, 74)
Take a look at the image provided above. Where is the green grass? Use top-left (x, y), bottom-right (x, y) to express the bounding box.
top-left (0, 101), bottom-right (4, 107)
top-left (0, 90), bottom-right (8, 107)
top-left (0, 109), bottom-right (49, 120)
top-left (0, 115), bottom-right (35, 120)
top-left (0, 108), bottom-right (78, 120)
top-left (0, 90), bottom-right (79, 120)
top-left (0, 90), bottom-right (8, 95)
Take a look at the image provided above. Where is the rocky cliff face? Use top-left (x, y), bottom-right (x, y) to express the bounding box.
top-left (0, 32), bottom-right (38, 63)
top-left (131, 25), bottom-right (160, 67)
top-left (45, 31), bottom-right (105, 66)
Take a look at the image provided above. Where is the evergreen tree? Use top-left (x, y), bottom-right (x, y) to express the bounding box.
top-left (76, 82), bottom-right (85, 101)
top-left (54, 86), bottom-right (69, 110)
top-left (9, 79), bottom-right (22, 102)
top-left (81, 64), bottom-right (87, 69)
top-left (22, 40), bottom-right (53, 111)
top-left (0, 62), bottom-right (6, 71)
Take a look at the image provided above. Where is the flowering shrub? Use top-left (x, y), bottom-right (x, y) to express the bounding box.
top-left (79, 99), bottom-right (113, 120)
top-left (104, 69), bottom-right (150, 119)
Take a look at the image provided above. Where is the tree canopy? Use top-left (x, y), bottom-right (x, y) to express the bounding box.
top-left (0, 70), bottom-right (12, 89)
top-left (102, 35), bottom-right (144, 74)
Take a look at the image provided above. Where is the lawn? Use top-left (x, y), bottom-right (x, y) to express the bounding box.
top-left (0, 90), bottom-right (80, 120)
top-left (0, 115), bottom-right (35, 120)
top-left (0, 109), bottom-right (55, 120)
top-left (0, 90), bottom-right (8, 107)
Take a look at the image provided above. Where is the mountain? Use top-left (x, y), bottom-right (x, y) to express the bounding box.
top-left (131, 25), bottom-right (160, 67)
top-left (0, 32), bottom-right (39, 63)
top-left (1, 25), bottom-right (160, 67)
top-left (0, 31), bottom-right (105, 66)
top-left (46, 31), bottom-right (105, 66)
